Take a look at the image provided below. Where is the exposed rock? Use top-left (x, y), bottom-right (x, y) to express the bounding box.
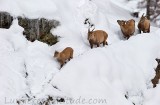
top-left (151, 58), bottom-right (160, 88)
top-left (0, 12), bottom-right (13, 29)
top-left (56, 97), bottom-right (65, 102)
top-left (18, 17), bottom-right (60, 45)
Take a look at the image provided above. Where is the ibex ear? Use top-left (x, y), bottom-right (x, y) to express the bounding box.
top-left (117, 20), bottom-right (121, 25)
top-left (145, 15), bottom-right (149, 19)
top-left (55, 50), bottom-right (58, 54)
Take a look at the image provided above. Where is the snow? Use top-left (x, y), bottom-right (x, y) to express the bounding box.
top-left (0, 0), bottom-right (57, 19)
top-left (144, 84), bottom-right (160, 105)
top-left (0, 0), bottom-right (160, 105)
top-left (53, 31), bottom-right (160, 105)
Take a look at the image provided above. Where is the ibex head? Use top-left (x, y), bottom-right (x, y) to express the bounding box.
top-left (88, 24), bottom-right (95, 40)
top-left (140, 13), bottom-right (148, 21)
top-left (117, 20), bottom-right (126, 26)
top-left (54, 51), bottom-right (59, 58)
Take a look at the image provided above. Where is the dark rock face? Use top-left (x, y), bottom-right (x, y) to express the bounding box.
top-left (0, 11), bottom-right (60, 46)
top-left (18, 17), bottom-right (60, 45)
top-left (0, 12), bottom-right (13, 29)
top-left (151, 59), bottom-right (160, 88)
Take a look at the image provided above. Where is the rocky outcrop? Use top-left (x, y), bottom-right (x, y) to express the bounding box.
top-left (0, 12), bottom-right (13, 29)
top-left (151, 59), bottom-right (160, 88)
top-left (0, 11), bottom-right (60, 46)
top-left (18, 17), bottom-right (60, 45)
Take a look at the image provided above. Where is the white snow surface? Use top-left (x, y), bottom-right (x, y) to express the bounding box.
top-left (0, 0), bottom-right (160, 105)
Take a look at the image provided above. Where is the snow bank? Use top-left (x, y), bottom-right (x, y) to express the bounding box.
top-left (144, 85), bottom-right (160, 105)
top-left (53, 30), bottom-right (160, 105)
top-left (0, 20), bottom-right (27, 104)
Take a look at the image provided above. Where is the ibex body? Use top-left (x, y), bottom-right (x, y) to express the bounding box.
top-left (84, 18), bottom-right (108, 49)
top-left (54, 47), bottom-right (73, 68)
top-left (88, 29), bottom-right (108, 49)
top-left (138, 14), bottom-right (150, 33)
top-left (117, 19), bottom-right (135, 39)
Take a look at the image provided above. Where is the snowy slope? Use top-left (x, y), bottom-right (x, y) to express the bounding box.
top-left (53, 30), bottom-right (160, 105)
top-left (0, 0), bottom-right (160, 105)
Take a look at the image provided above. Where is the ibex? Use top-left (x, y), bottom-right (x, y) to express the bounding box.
top-left (117, 19), bottom-right (135, 39)
top-left (86, 23), bottom-right (108, 49)
top-left (54, 47), bottom-right (73, 68)
top-left (84, 18), bottom-right (108, 48)
top-left (138, 14), bottom-right (150, 33)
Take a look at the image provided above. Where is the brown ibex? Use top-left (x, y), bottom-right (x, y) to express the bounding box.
top-left (88, 25), bottom-right (108, 49)
top-left (54, 47), bottom-right (73, 68)
top-left (138, 14), bottom-right (150, 33)
top-left (117, 19), bottom-right (135, 39)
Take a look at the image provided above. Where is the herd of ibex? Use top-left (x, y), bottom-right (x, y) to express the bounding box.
top-left (54, 14), bottom-right (150, 68)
